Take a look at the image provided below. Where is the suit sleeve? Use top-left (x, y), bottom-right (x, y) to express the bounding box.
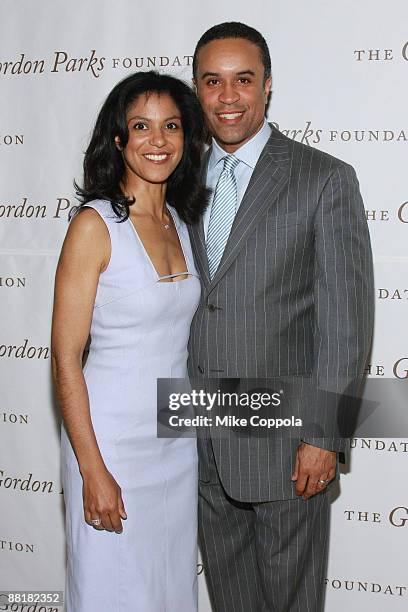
top-left (302, 162), bottom-right (374, 453)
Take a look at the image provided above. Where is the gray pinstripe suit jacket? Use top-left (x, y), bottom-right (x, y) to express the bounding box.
top-left (187, 125), bottom-right (374, 502)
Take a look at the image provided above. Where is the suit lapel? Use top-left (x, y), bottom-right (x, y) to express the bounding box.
top-left (189, 218), bottom-right (210, 287)
top-left (206, 126), bottom-right (291, 294)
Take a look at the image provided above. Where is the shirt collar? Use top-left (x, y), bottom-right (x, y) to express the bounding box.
top-left (208, 119), bottom-right (272, 171)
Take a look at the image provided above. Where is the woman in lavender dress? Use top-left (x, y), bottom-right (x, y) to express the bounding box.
top-left (51, 72), bottom-right (208, 612)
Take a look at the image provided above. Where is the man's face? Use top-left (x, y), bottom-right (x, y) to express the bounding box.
top-left (194, 38), bottom-right (272, 153)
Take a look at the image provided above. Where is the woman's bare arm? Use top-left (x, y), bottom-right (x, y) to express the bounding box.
top-left (52, 208), bottom-right (126, 533)
top-left (51, 208), bottom-right (110, 474)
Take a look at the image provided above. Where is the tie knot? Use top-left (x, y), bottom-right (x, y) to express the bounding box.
top-left (223, 155), bottom-right (239, 173)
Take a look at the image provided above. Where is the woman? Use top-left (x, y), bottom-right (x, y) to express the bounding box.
top-left (51, 71), bottom-right (208, 612)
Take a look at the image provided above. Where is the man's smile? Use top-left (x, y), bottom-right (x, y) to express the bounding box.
top-left (216, 110), bottom-right (245, 123)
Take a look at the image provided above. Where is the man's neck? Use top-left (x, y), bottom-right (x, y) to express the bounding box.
top-left (212, 119), bottom-right (267, 155)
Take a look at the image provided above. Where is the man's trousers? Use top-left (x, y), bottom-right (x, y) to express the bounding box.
top-left (198, 436), bottom-right (330, 612)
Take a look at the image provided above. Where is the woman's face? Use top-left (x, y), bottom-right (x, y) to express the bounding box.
top-left (117, 92), bottom-right (184, 187)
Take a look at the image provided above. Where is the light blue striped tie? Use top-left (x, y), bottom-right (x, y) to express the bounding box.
top-left (207, 155), bottom-right (240, 280)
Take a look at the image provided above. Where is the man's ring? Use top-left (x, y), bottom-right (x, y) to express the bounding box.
top-left (318, 479), bottom-right (329, 485)
top-left (91, 518), bottom-right (101, 526)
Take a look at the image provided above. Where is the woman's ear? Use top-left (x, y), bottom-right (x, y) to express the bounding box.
top-left (114, 136), bottom-right (122, 151)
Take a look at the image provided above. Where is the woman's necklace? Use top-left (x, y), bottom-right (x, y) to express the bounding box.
top-left (162, 212), bottom-right (172, 231)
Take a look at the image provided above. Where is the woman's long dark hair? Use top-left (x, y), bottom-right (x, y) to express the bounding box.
top-left (74, 71), bottom-right (209, 224)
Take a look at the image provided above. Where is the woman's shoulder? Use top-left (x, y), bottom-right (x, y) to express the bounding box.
top-left (60, 202), bottom-right (111, 269)
top-left (70, 200), bottom-right (122, 234)
top-left (67, 202), bottom-right (111, 240)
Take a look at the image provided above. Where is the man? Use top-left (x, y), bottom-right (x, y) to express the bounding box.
top-left (188, 22), bottom-right (374, 612)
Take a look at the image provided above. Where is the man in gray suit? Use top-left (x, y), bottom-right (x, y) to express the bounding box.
top-left (188, 22), bottom-right (374, 611)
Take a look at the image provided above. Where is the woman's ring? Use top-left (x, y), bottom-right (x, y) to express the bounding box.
top-left (90, 518), bottom-right (101, 526)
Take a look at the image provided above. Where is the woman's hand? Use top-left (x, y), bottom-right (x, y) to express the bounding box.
top-left (82, 465), bottom-right (127, 533)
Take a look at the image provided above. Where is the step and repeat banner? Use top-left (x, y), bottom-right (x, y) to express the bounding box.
top-left (1, 1), bottom-right (407, 610)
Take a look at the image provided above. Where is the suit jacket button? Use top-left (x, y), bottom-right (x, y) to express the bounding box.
top-left (198, 365), bottom-right (204, 374)
top-left (207, 303), bottom-right (216, 312)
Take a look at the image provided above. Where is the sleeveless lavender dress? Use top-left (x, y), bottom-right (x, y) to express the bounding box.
top-left (60, 199), bottom-right (201, 611)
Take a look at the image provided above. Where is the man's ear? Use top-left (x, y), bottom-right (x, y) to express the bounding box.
top-left (114, 136), bottom-right (122, 151)
top-left (264, 76), bottom-right (272, 103)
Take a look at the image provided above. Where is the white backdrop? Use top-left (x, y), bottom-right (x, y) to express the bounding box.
top-left (1, 1), bottom-right (407, 610)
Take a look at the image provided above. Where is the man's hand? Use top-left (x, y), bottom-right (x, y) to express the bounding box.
top-left (291, 442), bottom-right (336, 500)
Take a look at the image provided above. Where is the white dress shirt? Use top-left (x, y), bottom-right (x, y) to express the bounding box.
top-left (203, 119), bottom-right (272, 240)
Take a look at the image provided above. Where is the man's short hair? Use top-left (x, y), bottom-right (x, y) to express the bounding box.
top-left (193, 22), bottom-right (272, 83)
